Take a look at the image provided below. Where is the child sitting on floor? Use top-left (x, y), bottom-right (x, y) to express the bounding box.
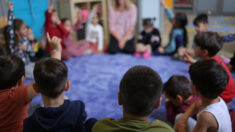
top-left (134, 18), bottom-right (161, 58)
top-left (44, 4), bottom-right (69, 60)
top-left (163, 75), bottom-right (200, 125)
top-left (85, 4), bottom-right (104, 52)
top-left (175, 59), bottom-right (232, 132)
top-left (62, 18), bottom-right (93, 58)
top-left (23, 34), bottom-right (97, 132)
top-left (5, 2), bottom-right (35, 78)
top-left (157, 0), bottom-right (188, 57)
top-left (193, 13), bottom-right (235, 42)
top-left (0, 33), bottom-right (61, 132)
top-left (26, 27), bottom-right (50, 61)
top-left (184, 32), bottom-right (235, 103)
top-left (92, 66), bottom-right (174, 132)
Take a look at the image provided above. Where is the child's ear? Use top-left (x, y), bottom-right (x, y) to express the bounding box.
top-left (65, 81), bottom-right (70, 92)
top-left (154, 97), bottom-right (162, 109)
top-left (202, 49), bottom-right (209, 57)
top-left (17, 75), bottom-right (25, 87)
top-left (118, 92), bottom-right (123, 105)
top-left (176, 95), bottom-right (184, 104)
top-left (32, 82), bottom-right (40, 93)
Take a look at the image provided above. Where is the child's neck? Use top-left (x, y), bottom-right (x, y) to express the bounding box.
top-left (123, 112), bottom-right (149, 121)
top-left (201, 97), bottom-right (220, 108)
top-left (42, 93), bottom-right (65, 108)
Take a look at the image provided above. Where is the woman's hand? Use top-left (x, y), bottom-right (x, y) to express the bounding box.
top-left (119, 39), bottom-right (126, 49)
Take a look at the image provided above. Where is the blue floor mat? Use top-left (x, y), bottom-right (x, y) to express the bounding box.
top-left (28, 53), bottom-right (189, 122)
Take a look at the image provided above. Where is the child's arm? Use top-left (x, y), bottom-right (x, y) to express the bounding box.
top-left (175, 101), bottom-right (201, 132)
top-left (7, 2), bottom-right (16, 53)
top-left (26, 34), bottom-right (62, 100)
top-left (98, 26), bottom-right (104, 51)
top-left (85, 5), bottom-right (98, 39)
top-left (191, 112), bottom-right (217, 132)
top-left (45, 4), bottom-right (54, 27)
top-left (47, 33), bottom-right (62, 60)
top-left (150, 29), bottom-right (161, 50)
top-left (161, 0), bottom-right (174, 23)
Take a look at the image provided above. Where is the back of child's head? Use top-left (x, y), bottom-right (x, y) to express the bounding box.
top-left (163, 75), bottom-right (192, 100)
top-left (0, 55), bottom-right (25, 90)
top-left (33, 58), bottom-right (68, 99)
top-left (175, 12), bottom-right (188, 46)
top-left (189, 59), bottom-right (228, 99)
top-left (193, 13), bottom-right (208, 26)
top-left (119, 65), bottom-right (162, 117)
top-left (194, 31), bottom-right (223, 57)
top-left (143, 18), bottom-right (155, 27)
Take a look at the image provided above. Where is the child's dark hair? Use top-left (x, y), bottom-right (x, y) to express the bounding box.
top-left (193, 14), bottom-right (208, 26)
top-left (3, 25), bottom-right (12, 54)
top-left (194, 32), bottom-right (223, 57)
top-left (163, 75), bottom-right (192, 99)
top-left (61, 18), bottom-right (69, 24)
top-left (143, 18), bottom-right (155, 27)
top-left (0, 55), bottom-right (25, 90)
top-left (33, 58), bottom-right (68, 99)
top-left (14, 19), bottom-right (24, 32)
top-left (120, 65), bottom-right (162, 117)
top-left (174, 12), bottom-right (188, 47)
top-left (189, 59), bottom-right (228, 99)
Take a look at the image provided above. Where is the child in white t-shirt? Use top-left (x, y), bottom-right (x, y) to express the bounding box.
top-left (85, 4), bottom-right (104, 52)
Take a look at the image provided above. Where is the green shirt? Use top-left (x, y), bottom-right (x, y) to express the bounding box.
top-left (92, 118), bottom-right (174, 132)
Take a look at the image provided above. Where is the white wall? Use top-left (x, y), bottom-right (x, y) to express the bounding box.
top-left (138, 0), bottom-right (162, 32)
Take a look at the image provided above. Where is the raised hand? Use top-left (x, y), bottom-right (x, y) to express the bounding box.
top-left (47, 33), bottom-right (62, 52)
top-left (48, 4), bottom-right (54, 13)
top-left (92, 4), bottom-right (99, 11)
top-left (7, 1), bottom-right (13, 10)
top-left (160, 0), bottom-right (167, 8)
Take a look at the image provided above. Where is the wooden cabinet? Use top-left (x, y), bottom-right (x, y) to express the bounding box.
top-left (58, 0), bottom-right (108, 43)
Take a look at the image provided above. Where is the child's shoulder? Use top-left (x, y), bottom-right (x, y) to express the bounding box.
top-left (151, 120), bottom-right (174, 131)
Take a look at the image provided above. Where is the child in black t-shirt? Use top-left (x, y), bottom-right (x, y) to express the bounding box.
top-left (134, 18), bottom-right (161, 58)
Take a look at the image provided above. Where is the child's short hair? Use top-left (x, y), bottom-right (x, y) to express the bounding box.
top-left (33, 58), bottom-right (68, 99)
top-left (14, 19), bottom-right (25, 31)
top-left (194, 32), bottom-right (223, 57)
top-left (193, 14), bottom-right (208, 26)
top-left (189, 59), bottom-right (229, 99)
top-left (143, 18), bottom-right (155, 27)
top-left (120, 65), bottom-right (162, 117)
top-left (0, 55), bottom-right (25, 90)
top-left (163, 75), bottom-right (192, 99)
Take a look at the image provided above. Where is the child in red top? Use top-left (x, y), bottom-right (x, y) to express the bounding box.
top-left (44, 5), bottom-right (69, 59)
top-left (0, 11), bottom-right (62, 130)
top-left (163, 75), bottom-right (200, 124)
top-left (184, 32), bottom-right (235, 103)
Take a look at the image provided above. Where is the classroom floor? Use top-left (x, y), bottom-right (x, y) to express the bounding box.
top-left (28, 54), bottom-right (189, 121)
top-left (26, 15), bottom-right (235, 122)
